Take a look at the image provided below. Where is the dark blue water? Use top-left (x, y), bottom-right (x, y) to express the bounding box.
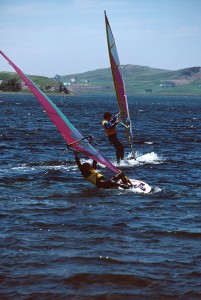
top-left (1, 93), bottom-right (201, 299)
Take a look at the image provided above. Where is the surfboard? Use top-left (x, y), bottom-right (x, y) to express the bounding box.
top-left (130, 179), bottom-right (152, 193)
top-left (118, 178), bottom-right (152, 193)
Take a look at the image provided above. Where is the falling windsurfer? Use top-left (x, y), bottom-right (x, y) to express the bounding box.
top-left (102, 112), bottom-right (124, 164)
top-left (74, 152), bottom-right (131, 189)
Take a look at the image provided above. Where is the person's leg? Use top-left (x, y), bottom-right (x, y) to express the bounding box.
top-left (112, 139), bottom-right (124, 162)
top-left (97, 178), bottom-right (130, 189)
top-left (97, 179), bottom-right (118, 188)
top-left (109, 135), bottom-right (124, 163)
top-left (117, 140), bottom-right (124, 160)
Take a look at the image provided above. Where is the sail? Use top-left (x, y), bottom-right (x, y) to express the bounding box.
top-left (0, 50), bottom-right (120, 174)
top-left (104, 10), bottom-right (135, 157)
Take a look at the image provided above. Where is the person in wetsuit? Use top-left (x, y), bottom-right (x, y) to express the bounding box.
top-left (74, 152), bottom-right (131, 189)
top-left (102, 112), bottom-right (124, 164)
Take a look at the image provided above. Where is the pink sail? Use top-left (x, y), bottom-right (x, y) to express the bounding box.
top-left (0, 50), bottom-right (120, 174)
top-left (104, 11), bottom-right (135, 158)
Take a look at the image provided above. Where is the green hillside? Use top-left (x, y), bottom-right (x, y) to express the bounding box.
top-left (0, 72), bottom-right (57, 85)
top-left (1, 65), bottom-right (201, 96)
top-left (0, 72), bottom-right (72, 94)
top-left (58, 65), bottom-right (201, 96)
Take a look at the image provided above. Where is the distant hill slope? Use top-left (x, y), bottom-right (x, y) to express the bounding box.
top-left (0, 72), bottom-right (73, 94)
top-left (1, 65), bottom-right (201, 96)
top-left (57, 65), bottom-right (201, 96)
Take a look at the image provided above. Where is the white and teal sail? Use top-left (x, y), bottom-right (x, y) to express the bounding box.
top-left (0, 50), bottom-right (120, 174)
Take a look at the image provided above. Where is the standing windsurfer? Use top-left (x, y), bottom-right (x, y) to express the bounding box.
top-left (74, 152), bottom-right (131, 189)
top-left (102, 112), bottom-right (124, 164)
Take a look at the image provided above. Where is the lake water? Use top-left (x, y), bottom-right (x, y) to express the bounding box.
top-left (1, 93), bottom-right (201, 299)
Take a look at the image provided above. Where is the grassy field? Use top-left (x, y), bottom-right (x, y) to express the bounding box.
top-left (60, 65), bottom-right (201, 96)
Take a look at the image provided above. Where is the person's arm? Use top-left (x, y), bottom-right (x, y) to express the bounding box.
top-left (111, 112), bottom-right (120, 123)
top-left (74, 152), bottom-right (91, 178)
top-left (92, 160), bottom-right (97, 169)
top-left (75, 152), bottom-right (82, 170)
top-left (111, 116), bottom-right (116, 123)
top-left (104, 120), bottom-right (120, 130)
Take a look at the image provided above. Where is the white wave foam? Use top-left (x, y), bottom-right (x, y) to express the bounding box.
top-left (145, 141), bottom-right (154, 145)
top-left (136, 152), bottom-right (164, 164)
top-left (152, 186), bottom-right (162, 193)
top-left (12, 164), bottom-right (75, 172)
top-left (112, 152), bottom-right (164, 167)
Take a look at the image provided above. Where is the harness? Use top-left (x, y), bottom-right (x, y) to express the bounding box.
top-left (102, 120), bottom-right (116, 136)
top-left (85, 169), bottom-right (104, 186)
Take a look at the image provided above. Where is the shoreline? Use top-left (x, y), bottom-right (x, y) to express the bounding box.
top-left (1, 91), bottom-right (201, 98)
top-left (0, 91), bottom-right (73, 96)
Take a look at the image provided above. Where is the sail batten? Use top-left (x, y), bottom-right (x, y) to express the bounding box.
top-left (0, 50), bottom-right (120, 174)
top-left (104, 11), bottom-right (135, 158)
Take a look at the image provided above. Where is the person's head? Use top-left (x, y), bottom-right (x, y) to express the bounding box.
top-left (82, 162), bottom-right (93, 170)
top-left (104, 112), bottom-right (112, 120)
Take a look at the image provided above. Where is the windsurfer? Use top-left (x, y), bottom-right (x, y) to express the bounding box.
top-left (74, 152), bottom-right (131, 189)
top-left (102, 112), bottom-right (124, 164)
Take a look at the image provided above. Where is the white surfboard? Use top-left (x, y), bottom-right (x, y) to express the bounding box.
top-left (118, 178), bottom-right (152, 194)
top-left (130, 179), bottom-right (152, 193)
